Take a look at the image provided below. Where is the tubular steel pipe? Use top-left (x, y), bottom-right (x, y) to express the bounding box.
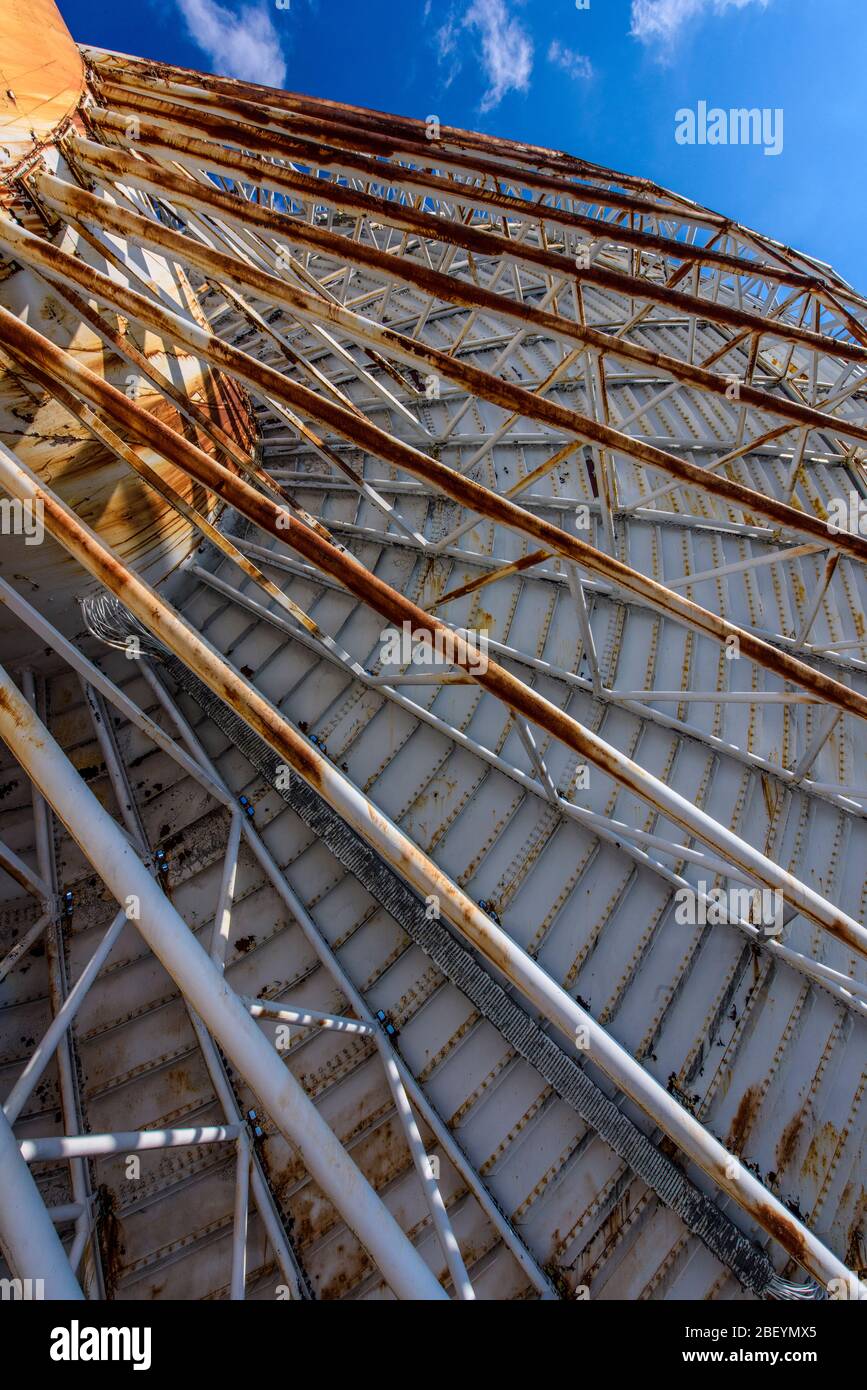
top-left (0, 575), bottom-right (232, 810)
top-left (80, 57), bottom-right (730, 224)
top-left (19, 1127), bottom-right (243, 1161)
top-left (0, 1104), bottom-right (85, 1300)
top-left (80, 49), bottom-right (730, 221)
top-left (184, 1008), bottom-right (309, 1301)
top-left (22, 670), bottom-right (102, 1299)
top-left (0, 663), bottom-right (447, 1302)
top-left (141, 662), bottom-right (556, 1298)
top-left (1, 239), bottom-right (864, 729)
top-left (0, 375), bottom-right (863, 943)
top-left (3, 910), bottom-right (127, 1125)
top-left (90, 93), bottom-right (866, 350)
top-left (67, 124), bottom-right (859, 366)
top-left (49, 1203), bottom-right (86, 1225)
top-left (0, 447), bottom-right (861, 1289)
top-left (244, 999), bottom-right (375, 1036)
top-left (187, 559), bottom-right (867, 1018)
top-left (31, 160), bottom-right (867, 474)
top-left (0, 346), bottom-right (863, 954)
top-left (0, 912), bottom-right (51, 985)
top-left (376, 1041), bottom-right (475, 1301)
top-left (81, 681), bottom-right (149, 848)
top-left (210, 811), bottom-right (242, 969)
top-left (0, 838), bottom-right (47, 899)
top-left (84, 101), bottom-right (811, 289)
top-left (230, 1132), bottom-right (250, 1301)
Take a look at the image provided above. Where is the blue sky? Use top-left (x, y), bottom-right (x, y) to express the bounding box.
top-left (61, 0), bottom-right (866, 286)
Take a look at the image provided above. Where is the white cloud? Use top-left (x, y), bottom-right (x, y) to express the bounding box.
top-left (630, 0), bottom-right (771, 48)
top-left (463, 0), bottom-right (534, 112)
top-left (547, 39), bottom-right (593, 81)
top-left (437, 15), bottom-right (460, 62)
top-left (434, 11), bottom-right (463, 90)
top-left (174, 0), bottom-right (287, 86)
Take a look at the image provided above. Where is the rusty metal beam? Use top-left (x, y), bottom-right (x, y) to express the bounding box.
top-left (0, 326), bottom-right (862, 956)
top-left (425, 548), bottom-right (552, 611)
top-left (0, 437), bottom-right (862, 1293)
top-left (66, 129), bottom-right (867, 370)
top-left (46, 144), bottom-right (867, 473)
top-left (86, 101), bottom-right (818, 294)
top-left (3, 217), bottom-right (864, 731)
top-left (1, 347), bottom-right (336, 642)
top-left (0, 654), bottom-right (447, 1301)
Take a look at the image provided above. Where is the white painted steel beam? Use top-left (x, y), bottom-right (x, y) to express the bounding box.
top-left (0, 662), bottom-right (447, 1301)
top-left (139, 660), bottom-right (558, 1298)
top-left (19, 1126), bottom-right (243, 1160)
top-left (0, 1104), bottom-right (85, 1300)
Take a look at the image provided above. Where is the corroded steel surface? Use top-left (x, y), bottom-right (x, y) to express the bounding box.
top-left (0, 10), bottom-right (254, 661)
top-left (0, 20), bottom-right (865, 1302)
top-left (0, 0), bottom-right (84, 178)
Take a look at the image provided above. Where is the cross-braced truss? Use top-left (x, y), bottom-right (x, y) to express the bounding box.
top-left (0, 46), bottom-right (865, 1301)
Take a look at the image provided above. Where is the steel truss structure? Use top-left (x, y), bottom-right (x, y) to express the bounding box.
top-left (0, 32), bottom-right (865, 1300)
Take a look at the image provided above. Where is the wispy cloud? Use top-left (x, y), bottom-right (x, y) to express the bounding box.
top-left (547, 40), bottom-right (593, 81)
top-left (430, 0), bottom-right (534, 112)
top-left (465, 0), bottom-right (533, 111)
top-left (436, 12), bottom-right (461, 75)
top-left (630, 0), bottom-right (771, 50)
top-left (174, 0), bottom-right (287, 86)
